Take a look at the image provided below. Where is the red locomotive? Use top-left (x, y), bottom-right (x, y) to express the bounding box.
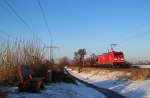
top-left (96, 51), bottom-right (125, 66)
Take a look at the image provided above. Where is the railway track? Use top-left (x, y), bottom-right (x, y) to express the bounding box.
top-left (65, 68), bottom-right (127, 98)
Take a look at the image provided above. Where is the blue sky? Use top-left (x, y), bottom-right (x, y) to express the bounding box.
top-left (0, 0), bottom-right (150, 61)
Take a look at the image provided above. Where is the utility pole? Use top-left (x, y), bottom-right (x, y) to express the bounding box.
top-left (44, 43), bottom-right (59, 63)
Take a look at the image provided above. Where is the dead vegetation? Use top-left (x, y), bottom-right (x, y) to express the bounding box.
top-left (0, 38), bottom-right (75, 87)
top-left (131, 68), bottom-right (150, 80)
top-left (70, 66), bottom-right (150, 80)
top-left (0, 39), bottom-right (47, 84)
top-left (51, 57), bottom-right (76, 83)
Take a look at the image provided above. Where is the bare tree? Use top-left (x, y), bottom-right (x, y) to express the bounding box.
top-left (90, 53), bottom-right (97, 65)
top-left (74, 48), bottom-right (86, 73)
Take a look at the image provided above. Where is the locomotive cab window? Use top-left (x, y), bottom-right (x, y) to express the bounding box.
top-left (114, 53), bottom-right (123, 57)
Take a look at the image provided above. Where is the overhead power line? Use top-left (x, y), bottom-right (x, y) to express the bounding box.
top-left (0, 29), bottom-right (15, 39)
top-left (1, 0), bottom-right (47, 46)
top-left (118, 30), bottom-right (150, 46)
top-left (36, 0), bottom-right (52, 38)
top-left (43, 46), bottom-right (59, 61)
top-left (2, 0), bottom-right (35, 36)
top-left (36, 0), bottom-right (59, 61)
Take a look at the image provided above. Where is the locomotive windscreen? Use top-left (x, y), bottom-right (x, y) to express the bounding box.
top-left (114, 53), bottom-right (123, 57)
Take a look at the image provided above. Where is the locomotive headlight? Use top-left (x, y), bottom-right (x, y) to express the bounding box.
top-left (114, 58), bottom-right (118, 60)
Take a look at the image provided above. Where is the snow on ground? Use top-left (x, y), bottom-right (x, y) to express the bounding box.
top-left (69, 68), bottom-right (150, 98)
top-left (1, 82), bottom-right (106, 98)
top-left (132, 65), bottom-right (150, 68)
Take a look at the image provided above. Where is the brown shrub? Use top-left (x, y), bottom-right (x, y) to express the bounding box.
top-left (70, 66), bottom-right (150, 80)
top-left (0, 65), bottom-right (18, 83)
top-left (0, 40), bottom-right (46, 83)
top-left (52, 57), bottom-right (69, 72)
top-left (131, 68), bottom-right (150, 80)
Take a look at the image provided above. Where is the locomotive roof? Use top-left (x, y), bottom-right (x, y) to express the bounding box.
top-left (101, 51), bottom-right (123, 55)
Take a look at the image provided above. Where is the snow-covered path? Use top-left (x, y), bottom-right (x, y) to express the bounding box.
top-left (65, 68), bottom-right (126, 98)
top-left (69, 68), bottom-right (150, 98)
top-left (2, 82), bottom-right (106, 98)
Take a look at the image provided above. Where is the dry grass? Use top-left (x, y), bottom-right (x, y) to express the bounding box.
top-left (131, 68), bottom-right (150, 80)
top-left (0, 40), bottom-right (46, 83)
top-left (70, 66), bottom-right (150, 80)
top-left (0, 65), bottom-right (17, 82)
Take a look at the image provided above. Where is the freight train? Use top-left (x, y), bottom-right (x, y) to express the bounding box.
top-left (96, 51), bottom-right (125, 67)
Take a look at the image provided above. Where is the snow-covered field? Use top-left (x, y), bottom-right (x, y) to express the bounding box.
top-left (132, 65), bottom-right (150, 68)
top-left (1, 82), bottom-right (105, 98)
top-left (69, 68), bottom-right (150, 98)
